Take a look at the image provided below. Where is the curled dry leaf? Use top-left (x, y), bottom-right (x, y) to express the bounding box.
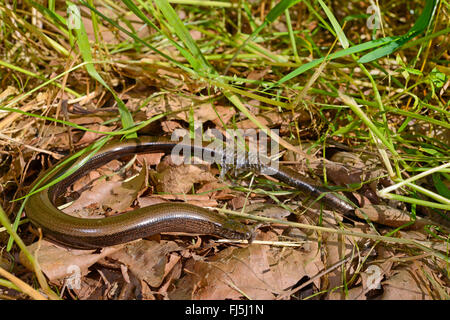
top-left (70, 116), bottom-right (106, 126)
top-left (230, 196), bottom-right (247, 210)
top-left (360, 264), bottom-right (385, 295)
top-left (157, 253), bottom-right (183, 297)
top-left (355, 205), bottom-right (417, 228)
top-left (246, 67), bottom-right (271, 82)
top-left (355, 204), bottom-right (450, 232)
top-left (136, 153), bottom-right (165, 166)
top-left (177, 104), bottom-right (235, 126)
top-left (141, 93), bottom-right (234, 126)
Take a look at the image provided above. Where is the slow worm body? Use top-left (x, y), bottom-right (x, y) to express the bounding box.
top-left (25, 137), bottom-right (354, 249)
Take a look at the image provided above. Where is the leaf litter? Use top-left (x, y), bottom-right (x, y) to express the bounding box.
top-left (10, 103), bottom-right (450, 300)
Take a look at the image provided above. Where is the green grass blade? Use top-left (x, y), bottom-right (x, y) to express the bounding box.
top-left (266, 36), bottom-right (398, 89)
top-left (317, 0), bottom-right (349, 48)
top-left (121, 0), bottom-right (199, 69)
top-left (265, 0), bottom-right (303, 23)
top-left (267, 1), bottom-right (439, 88)
top-left (67, 1), bottom-right (135, 134)
top-left (78, 0), bottom-right (192, 74)
top-left (358, 0), bottom-right (438, 63)
top-left (432, 174), bottom-right (450, 199)
top-left (154, 0), bottom-right (213, 74)
top-left (224, 0), bottom-right (302, 73)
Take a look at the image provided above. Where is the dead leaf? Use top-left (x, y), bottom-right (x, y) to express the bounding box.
top-left (236, 111), bottom-right (310, 130)
top-left (75, 125), bottom-right (114, 146)
top-left (246, 68), bottom-right (271, 82)
top-left (169, 233), bottom-right (323, 300)
top-left (245, 203), bottom-right (291, 219)
top-left (64, 162), bottom-right (147, 216)
top-left (136, 153), bottom-right (165, 166)
top-left (70, 116), bottom-right (105, 126)
top-left (355, 205), bottom-right (418, 228)
top-left (323, 229), bottom-right (357, 298)
top-left (196, 181), bottom-right (233, 200)
top-left (20, 240), bottom-right (123, 282)
top-left (230, 196), bottom-right (247, 210)
top-left (158, 253), bottom-right (183, 296)
top-left (109, 240), bottom-right (180, 287)
top-left (381, 268), bottom-right (433, 300)
top-left (152, 162), bottom-right (216, 194)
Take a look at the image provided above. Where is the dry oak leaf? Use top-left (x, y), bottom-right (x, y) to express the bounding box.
top-left (381, 268), bottom-right (433, 300)
top-left (64, 162), bottom-right (147, 217)
top-left (20, 240), bottom-right (123, 282)
top-left (152, 163), bottom-right (216, 194)
top-left (169, 234), bottom-right (323, 300)
top-left (108, 240), bottom-right (181, 288)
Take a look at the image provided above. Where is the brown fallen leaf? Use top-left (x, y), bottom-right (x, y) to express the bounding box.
top-left (136, 153), bottom-right (165, 166)
top-left (246, 67), bottom-right (271, 82)
top-left (108, 240), bottom-right (181, 288)
top-left (328, 284), bottom-right (369, 300)
top-left (355, 204), bottom-right (446, 231)
top-left (177, 104), bottom-right (235, 126)
top-left (168, 232), bottom-right (323, 300)
top-left (196, 180), bottom-right (233, 200)
top-left (20, 240), bottom-right (123, 283)
top-left (157, 253), bottom-right (183, 297)
top-left (152, 162), bottom-right (216, 194)
top-left (236, 110), bottom-right (310, 131)
top-left (75, 125), bottom-right (115, 146)
top-left (322, 220), bottom-right (358, 299)
top-left (170, 245), bottom-right (274, 299)
top-left (360, 264), bottom-right (385, 297)
top-left (64, 161), bottom-right (147, 217)
top-left (230, 196), bottom-right (247, 210)
top-left (69, 276), bottom-right (103, 300)
top-left (70, 116), bottom-right (105, 126)
top-left (355, 205), bottom-right (416, 228)
top-left (245, 203), bottom-right (292, 220)
top-left (381, 268), bottom-right (433, 300)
